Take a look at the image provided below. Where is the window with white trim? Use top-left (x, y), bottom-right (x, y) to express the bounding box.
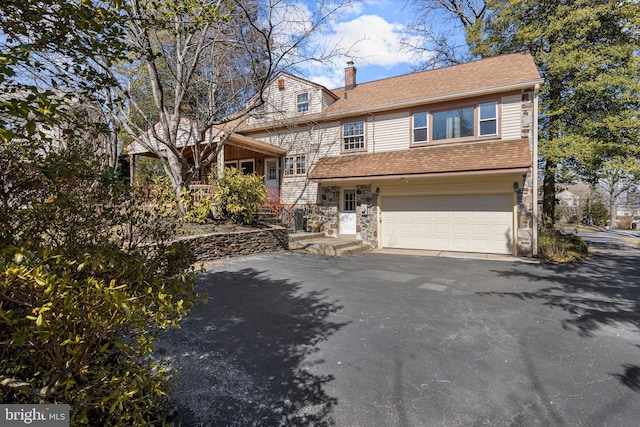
top-left (412, 112), bottom-right (428, 143)
top-left (266, 160), bottom-right (278, 180)
top-left (479, 102), bottom-right (498, 136)
top-left (296, 92), bottom-right (309, 114)
top-left (342, 121), bottom-right (365, 151)
top-left (284, 155), bottom-right (306, 176)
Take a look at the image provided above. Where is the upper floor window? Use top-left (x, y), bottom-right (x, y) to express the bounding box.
top-left (433, 107), bottom-right (474, 140)
top-left (428, 101), bottom-right (499, 142)
top-left (296, 92), bottom-right (309, 114)
top-left (412, 112), bottom-right (428, 144)
top-left (479, 102), bottom-right (498, 136)
top-left (343, 121), bottom-right (365, 151)
top-left (284, 155), bottom-right (306, 176)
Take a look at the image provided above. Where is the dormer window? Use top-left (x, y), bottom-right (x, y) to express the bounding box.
top-left (296, 92), bottom-right (309, 114)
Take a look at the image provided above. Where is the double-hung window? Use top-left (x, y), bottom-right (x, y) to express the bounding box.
top-left (342, 121), bottom-right (365, 151)
top-left (412, 112), bottom-right (428, 144)
top-left (479, 102), bottom-right (498, 136)
top-left (296, 92), bottom-right (309, 114)
top-left (284, 155), bottom-right (306, 176)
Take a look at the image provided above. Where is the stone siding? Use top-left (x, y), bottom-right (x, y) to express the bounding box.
top-left (307, 184), bottom-right (379, 248)
top-left (517, 169), bottom-right (534, 257)
top-left (180, 228), bottom-right (289, 262)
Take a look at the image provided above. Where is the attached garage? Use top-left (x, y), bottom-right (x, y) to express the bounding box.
top-left (381, 194), bottom-right (513, 254)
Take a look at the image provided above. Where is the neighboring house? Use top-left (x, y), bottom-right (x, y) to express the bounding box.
top-left (556, 189), bottom-right (580, 207)
top-left (130, 52), bottom-right (543, 257)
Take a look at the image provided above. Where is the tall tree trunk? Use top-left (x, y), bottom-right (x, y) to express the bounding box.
top-left (542, 161), bottom-right (556, 228)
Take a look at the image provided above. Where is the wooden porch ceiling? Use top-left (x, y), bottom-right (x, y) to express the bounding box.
top-left (227, 133), bottom-right (286, 157)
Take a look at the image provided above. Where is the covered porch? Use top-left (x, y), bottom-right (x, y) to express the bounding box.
top-left (129, 132), bottom-right (286, 203)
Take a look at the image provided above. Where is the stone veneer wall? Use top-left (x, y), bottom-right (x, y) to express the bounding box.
top-left (180, 228), bottom-right (289, 262)
top-left (307, 184), bottom-right (379, 248)
top-left (517, 169), bottom-right (534, 257)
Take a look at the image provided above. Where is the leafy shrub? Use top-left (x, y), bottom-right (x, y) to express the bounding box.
top-left (538, 227), bottom-right (588, 263)
top-left (0, 143), bottom-right (200, 425)
top-left (615, 215), bottom-right (632, 230)
top-left (151, 175), bottom-right (213, 224)
top-left (180, 188), bottom-right (213, 224)
top-left (212, 167), bottom-right (267, 224)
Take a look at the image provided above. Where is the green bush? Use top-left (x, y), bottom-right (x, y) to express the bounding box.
top-left (212, 167), bottom-right (267, 225)
top-left (538, 227), bottom-right (588, 263)
top-left (180, 188), bottom-right (213, 224)
top-left (0, 143), bottom-right (199, 425)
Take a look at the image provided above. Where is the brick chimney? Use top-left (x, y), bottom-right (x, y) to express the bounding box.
top-left (345, 61), bottom-right (356, 90)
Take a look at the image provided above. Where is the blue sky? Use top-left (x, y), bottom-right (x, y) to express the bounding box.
top-left (293, 0), bottom-right (436, 89)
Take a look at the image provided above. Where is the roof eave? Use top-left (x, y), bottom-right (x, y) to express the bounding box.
top-left (310, 167), bottom-right (532, 183)
top-left (241, 79), bottom-right (544, 133)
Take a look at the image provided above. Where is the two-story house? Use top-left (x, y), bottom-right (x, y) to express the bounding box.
top-left (128, 52), bottom-right (542, 257)
top-left (237, 52), bottom-right (542, 257)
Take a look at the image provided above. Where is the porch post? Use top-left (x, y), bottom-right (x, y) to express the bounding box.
top-left (216, 144), bottom-right (224, 175)
top-left (129, 155), bottom-right (136, 187)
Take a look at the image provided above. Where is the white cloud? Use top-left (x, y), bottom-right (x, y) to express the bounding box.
top-left (330, 14), bottom-right (422, 68)
top-left (297, 12), bottom-right (429, 89)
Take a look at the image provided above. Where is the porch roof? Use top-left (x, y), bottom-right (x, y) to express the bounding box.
top-left (128, 130), bottom-right (285, 158)
top-left (308, 139), bottom-right (532, 182)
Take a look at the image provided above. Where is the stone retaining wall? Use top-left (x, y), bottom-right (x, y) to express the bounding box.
top-left (179, 227), bottom-right (289, 262)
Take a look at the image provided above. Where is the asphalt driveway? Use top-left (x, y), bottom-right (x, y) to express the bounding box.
top-left (157, 233), bottom-right (640, 426)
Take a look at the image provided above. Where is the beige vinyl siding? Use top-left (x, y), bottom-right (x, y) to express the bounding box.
top-left (319, 121), bottom-right (345, 158)
top-left (281, 177), bottom-right (319, 205)
top-left (501, 94), bottom-right (522, 140)
top-left (378, 175), bottom-right (517, 198)
top-left (369, 111), bottom-right (410, 152)
top-left (322, 91), bottom-right (338, 110)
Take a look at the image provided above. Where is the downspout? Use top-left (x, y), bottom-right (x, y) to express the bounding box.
top-left (532, 83), bottom-right (540, 256)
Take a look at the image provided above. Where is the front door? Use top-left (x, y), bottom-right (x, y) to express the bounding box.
top-left (264, 158), bottom-right (280, 203)
top-left (340, 188), bottom-right (357, 235)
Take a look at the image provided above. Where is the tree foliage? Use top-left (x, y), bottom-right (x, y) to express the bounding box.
top-left (213, 167), bottom-right (267, 225)
top-left (0, 140), bottom-right (199, 425)
top-left (404, 0), bottom-right (489, 68)
top-left (115, 0), bottom-right (350, 215)
top-left (1, 1), bottom-right (201, 423)
top-left (473, 0), bottom-right (639, 222)
top-left (0, 0), bottom-right (128, 168)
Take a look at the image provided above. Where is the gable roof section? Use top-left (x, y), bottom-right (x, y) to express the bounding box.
top-left (308, 139), bottom-right (532, 181)
top-left (324, 52), bottom-right (542, 116)
top-left (270, 71), bottom-right (340, 100)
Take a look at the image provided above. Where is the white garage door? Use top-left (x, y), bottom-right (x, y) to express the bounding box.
top-left (381, 194), bottom-right (513, 254)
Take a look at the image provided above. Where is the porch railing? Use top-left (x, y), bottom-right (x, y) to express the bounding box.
top-left (188, 183), bottom-right (214, 204)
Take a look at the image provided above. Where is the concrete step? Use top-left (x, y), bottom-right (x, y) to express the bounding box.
top-left (288, 232), bottom-right (324, 242)
top-left (288, 236), bottom-right (367, 256)
top-left (335, 243), bottom-right (368, 256)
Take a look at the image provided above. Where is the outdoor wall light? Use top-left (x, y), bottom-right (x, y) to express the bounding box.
top-left (399, 178), bottom-right (409, 184)
top-left (513, 181), bottom-right (520, 192)
top-left (375, 187), bottom-right (380, 194)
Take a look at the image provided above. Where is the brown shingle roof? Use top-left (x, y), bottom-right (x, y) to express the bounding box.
top-left (324, 52), bottom-right (542, 115)
top-left (308, 139), bottom-right (532, 180)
